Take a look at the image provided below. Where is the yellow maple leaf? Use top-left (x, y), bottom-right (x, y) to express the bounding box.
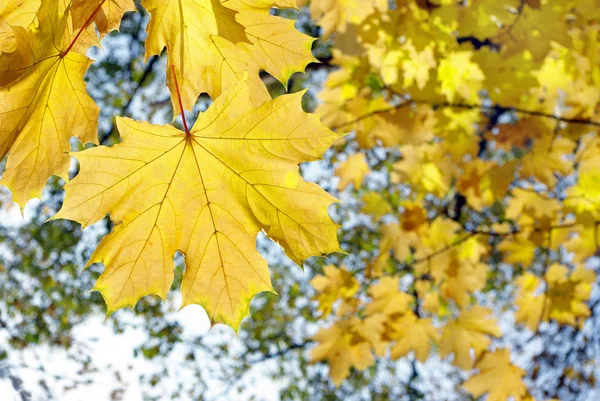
top-left (249, 0), bottom-right (298, 7)
top-left (309, 0), bottom-right (387, 37)
top-left (433, 0), bottom-right (521, 39)
top-left (388, 312), bottom-right (440, 362)
top-left (456, 160), bottom-right (517, 211)
top-left (365, 276), bottom-right (413, 317)
top-left (401, 42), bottom-right (436, 90)
top-left (380, 41), bottom-right (436, 90)
top-left (349, 103), bottom-right (438, 148)
top-left (226, 0), bottom-right (316, 87)
top-left (514, 273), bottom-right (546, 331)
top-left (565, 224), bottom-right (600, 263)
top-left (545, 263), bottom-right (595, 326)
top-left (495, 0), bottom-right (572, 61)
top-left (531, 48), bottom-right (574, 106)
top-left (142, 0), bottom-right (249, 112)
top-left (437, 51), bottom-right (484, 103)
top-left (71, 0), bottom-right (135, 38)
top-left (335, 153), bottom-right (370, 190)
top-left (565, 169), bottom-right (600, 218)
top-left (474, 49), bottom-right (537, 105)
top-left (388, 105), bottom-right (438, 146)
top-left (415, 279), bottom-right (441, 315)
top-left (439, 108), bottom-right (480, 161)
top-left (0, 0), bottom-right (40, 54)
top-left (0, 0), bottom-right (99, 208)
top-left (311, 265), bottom-right (359, 316)
top-left (416, 230), bottom-right (489, 307)
top-left (311, 316), bottom-right (384, 385)
top-left (565, 137), bottom-right (600, 218)
top-left (417, 217), bottom-right (461, 254)
top-left (520, 136), bottom-right (575, 187)
top-left (440, 306), bottom-right (502, 370)
top-left (400, 201), bottom-right (427, 232)
top-left (462, 349), bottom-right (527, 401)
top-left (439, 255), bottom-right (489, 307)
top-left (143, 0), bottom-right (315, 111)
top-left (392, 144), bottom-right (455, 196)
top-left (498, 233), bottom-right (538, 266)
top-left (376, 222), bottom-right (420, 266)
top-left (316, 87), bottom-right (424, 149)
top-left (361, 191), bottom-right (392, 219)
top-left (505, 188), bottom-right (562, 229)
top-left (54, 80), bottom-right (341, 329)
top-left (201, 0), bottom-right (316, 107)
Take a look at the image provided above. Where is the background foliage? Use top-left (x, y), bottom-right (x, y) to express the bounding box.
top-left (1, 1), bottom-right (600, 400)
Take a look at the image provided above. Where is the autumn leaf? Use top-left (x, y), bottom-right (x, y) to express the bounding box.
top-left (142, 0), bottom-right (249, 112)
top-left (361, 191), bottom-right (392, 219)
top-left (311, 265), bottom-right (359, 316)
top-left (0, 0), bottom-right (99, 208)
top-left (520, 136), bottom-right (575, 187)
top-left (225, 0), bottom-right (316, 87)
top-left (199, 0), bottom-right (316, 106)
top-left (365, 276), bottom-right (413, 317)
top-left (71, 0), bottom-right (135, 37)
top-left (335, 153), bottom-right (370, 190)
top-left (389, 312), bottom-right (439, 362)
top-left (544, 264), bottom-right (595, 326)
top-left (0, 0), bottom-right (40, 54)
top-left (311, 316), bottom-right (384, 385)
top-left (143, 0), bottom-right (315, 111)
top-left (54, 80), bottom-right (341, 329)
top-left (514, 273), bottom-right (546, 331)
top-left (437, 51), bottom-right (484, 103)
top-left (462, 349), bottom-right (527, 401)
top-left (308, 0), bottom-right (388, 37)
top-left (440, 306), bottom-right (502, 370)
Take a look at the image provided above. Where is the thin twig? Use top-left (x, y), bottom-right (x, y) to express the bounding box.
top-left (329, 98), bottom-right (600, 132)
top-left (248, 340), bottom-right (313, 364)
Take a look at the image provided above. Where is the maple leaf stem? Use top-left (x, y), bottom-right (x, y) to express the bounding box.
top-left (62, 0), bottom-right (107, 57)
top-left (170, 64), bottom-right (190, 134)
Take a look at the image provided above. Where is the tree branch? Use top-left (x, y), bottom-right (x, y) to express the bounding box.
top-left (329, 97), bottom-right (600, 132)
top-left (100, 55), bottom-right (160, 143)
top-left (248, 340), bottom-right (313, 364)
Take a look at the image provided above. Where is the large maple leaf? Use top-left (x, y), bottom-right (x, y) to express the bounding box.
top-left (0, 0), bottom-right (100, 208)
top-left (55, 80), bottom-right (341, 329)
top-left (142, 0), bottom-right (315, 111)
top-left (141, 0), bottom-right (250, 112)
top-left (71, 0), bottom-right (136, 38)
top-left (0, 0), bottom-right (41, 54)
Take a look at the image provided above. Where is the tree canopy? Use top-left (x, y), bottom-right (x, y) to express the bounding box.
top-left (1, 1), bottom-right (600, 400)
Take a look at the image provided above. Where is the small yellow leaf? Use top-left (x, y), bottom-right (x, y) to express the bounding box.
top-left (311, 265), bottom-right (359, 316)
top-left (311, 316), bottom-right (382, 385)
top-left (366, 276), bottom-right (413, 317)
top-left (335, 153), bottom-right (370, 190)
top-left (462, 349), bottom-right (527, 401)
top-left (437, 51), bottom-right (484, 103)
top-left (388, 312), bottom-right (440, 362)
top-left (361, 191), bottom-right (392, 219)
top-left (440, 306), bottom-right (502, 370)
